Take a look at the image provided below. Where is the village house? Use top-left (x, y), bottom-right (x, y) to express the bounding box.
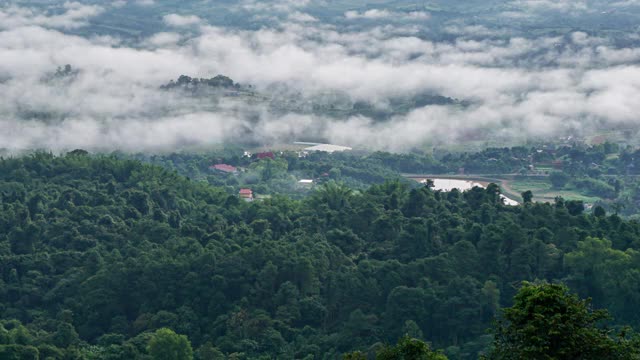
top-left (209, 164), bottom-right (238, 174)
top-left (239, 188), bottom-right (253, 202)
top-left (256, 152), bottom-right (275, 160)
top-left (297, 179), bottom-right (314, 189)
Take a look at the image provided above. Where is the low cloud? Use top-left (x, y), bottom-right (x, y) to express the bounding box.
top-left (611, 0), bottom-right (640, 6)
top-left (1, 4), bottom-right (640, 153)
top-left (443, 24), bottom-right (509, 38)
top-left (241, 0), bottom-right (310, 13)
top-left (502, 0), bottom-right (592, 18)
top-left (344, 9), bottom-right (429, 21)
top-left (163, 14), bottom-right (202, 27)
top-left (0, 2), bottom-right (104, 30)
top-left (136, 0), bottom-right (155, 6)
top-left (288, 11), bottom-right (318, 23)
top-left (512, 0), bottom-right (589, 12)
top-left (144, 32), bottom-right (183, 47)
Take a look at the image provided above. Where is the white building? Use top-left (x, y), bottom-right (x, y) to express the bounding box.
top-left (297, 179), bottom-right (314, 188)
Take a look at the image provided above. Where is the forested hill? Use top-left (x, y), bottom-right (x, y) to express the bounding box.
top-left (3, 153), bottom-right (640, 359)
top-left (159, 73), bottom-right (459, 121)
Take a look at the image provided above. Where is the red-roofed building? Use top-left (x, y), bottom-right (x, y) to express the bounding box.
top-left (239, 188), bottom-right (253, 201)
top-left (209, 164), bottom-right (238, 173)
top-left (256, 152), bottom-right (275, 160)
top-left (552, 160), bottom-right (564, 170)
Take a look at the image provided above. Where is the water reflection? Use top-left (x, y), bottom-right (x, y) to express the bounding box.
top-left (420, 178), bottom-right (519, 206)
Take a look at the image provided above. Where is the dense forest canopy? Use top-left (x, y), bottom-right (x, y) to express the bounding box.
top-left (3, 153), bottom-right (640, 359)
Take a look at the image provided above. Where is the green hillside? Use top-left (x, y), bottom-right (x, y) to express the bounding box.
top-left (2, 153), bottom-right (640, 359)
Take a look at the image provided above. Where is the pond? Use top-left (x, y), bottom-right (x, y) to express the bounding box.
top-left (419, 178), bottom-right (519, 206)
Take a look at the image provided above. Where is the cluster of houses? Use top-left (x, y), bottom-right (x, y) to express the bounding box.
top-left (208, 163), bottom-right (255, 201)
top-left (209, 144), bottom-right (347, 201)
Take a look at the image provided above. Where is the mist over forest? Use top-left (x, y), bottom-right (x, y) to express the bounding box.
top-left (2, 0), bottom-right (640, 152)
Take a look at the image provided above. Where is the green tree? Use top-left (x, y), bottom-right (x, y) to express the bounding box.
top-left (195, 342), bottom-right (225, 360)
top-left (564, 237), bottom-right (640, 324)
top-left (401, 320), bottom-right (424, 340)
top-left (314, 181), bottom-right (353, 210)
top-left (344, 336), bottom-right (447, 360)
top-left (147, 328), bottom-right (193, 360)
top-left (486, 282), bottom-right (640, 360)
top-left (52, 323), bottom-right (79, 348)
top-left (0, 345), bottom-right (39, 360)
top-left (549, 172), bottom-right (570, 189)
top-left (377, 336), bottom-right (448, 360)
top-left (343, 351), bottom-right (367, 360)
top-left (566, 200), bottom-right (585, 216)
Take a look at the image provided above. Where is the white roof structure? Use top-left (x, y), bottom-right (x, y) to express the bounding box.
top-left (298, 179), bottom-right (314, 183)
top-left (304, 144), bottom-right (352, 153)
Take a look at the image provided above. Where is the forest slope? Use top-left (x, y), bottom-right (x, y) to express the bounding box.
top-left (2, 153), bottom-right (640, 359)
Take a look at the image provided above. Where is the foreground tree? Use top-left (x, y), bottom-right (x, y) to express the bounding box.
top-left (344, 336), bottom-right (447, 360)
top-left (486, 282), bottom-right (640, 360)
top-left (147, 328), bottom-right (193, 360)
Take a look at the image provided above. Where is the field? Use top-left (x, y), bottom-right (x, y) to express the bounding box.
top-left (506, 178), bottom-right (601, 204)
top-left (405, 174), bottom-right (603, 205)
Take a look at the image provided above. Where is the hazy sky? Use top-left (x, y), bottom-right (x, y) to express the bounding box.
top-left (1, 1), bottom-right (640, 152)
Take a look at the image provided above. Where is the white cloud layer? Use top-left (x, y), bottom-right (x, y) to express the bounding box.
top-left (163, 14), bottom-right (202, 27)
top-left (511, 0), bottom-right (589, 12)
top-left (0, 2), bottom-right (104, 30)
top-left (344, 9), bottom-right (430, 20)
top-left (1, 4), bottom-right (640, 152)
